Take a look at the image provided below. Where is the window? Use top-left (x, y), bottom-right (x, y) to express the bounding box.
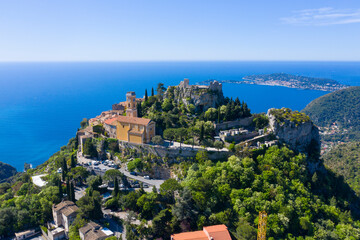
top-left (133, 99), bottom-right (135, 102)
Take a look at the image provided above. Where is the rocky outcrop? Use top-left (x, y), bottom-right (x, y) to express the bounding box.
top-left (267, 108), bottom-right (320, 154)
top-left (166, 78), bottom-right (224, 111)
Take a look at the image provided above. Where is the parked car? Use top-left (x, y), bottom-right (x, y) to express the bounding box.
top-left (144, 175), bottom-right (150, 180)
top-left (130, 172), bottom-right (137, 176)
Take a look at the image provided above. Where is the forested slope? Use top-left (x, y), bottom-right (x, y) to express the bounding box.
top-left (323, 142), bottom-right (360, 197)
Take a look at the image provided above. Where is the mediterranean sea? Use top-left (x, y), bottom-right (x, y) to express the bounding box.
top-left (1, 61), bottom-right (360, 170)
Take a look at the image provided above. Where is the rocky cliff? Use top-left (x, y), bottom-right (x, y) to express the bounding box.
top-left (166, 78), bottom-right (224, 111)
top-left (267, 108), bottom-right (320, 154)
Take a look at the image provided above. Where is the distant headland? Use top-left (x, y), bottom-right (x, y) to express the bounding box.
top-left (198, 73), bottom-right (348, 92)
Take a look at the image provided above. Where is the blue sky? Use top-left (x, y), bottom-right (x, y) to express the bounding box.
top-left (0, 0), bottom-right (359, 61)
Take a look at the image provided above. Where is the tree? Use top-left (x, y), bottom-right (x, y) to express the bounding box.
top-left (62, 158), bottom-right (68, 181)
top-left (160, 179), bottom-right (183, 204)
top-left (151, 87), bottom-right (154, 96)
top-left (163, 128), bottom-right (176, 144)
top-left (80, 118), bottom-right (88, 129)
top-left (70, 182), bottom-right (75, 202)
top-left (83, 138), bottom-right (97, 158)
top-left (66, 177), bottom-right (70, 198)
top-left (195, 150), bottom-right (208, 164)
top-left (145, 89), bottom-right (148, 102)
top-left (58, 181), bottom-right (63, 200)
top-left (172, 187), bottom-right (198, 231)
top-left (152, 209), bottom-right (172, 238)
top-left (214, 140), bottom-right (224, 152)
top-left (176, 128), bottom-right (188, 148)
top-left (113, 177), bottom-right (119, 197)
top-left (104, 169), bottom-right (123, 183)
top-left (137, 103), bottom-right (142, 118)
top-left (151, 135), bottom-right (164, 145)
top-left (127, 158), bottom-right (143, 172)
top-left (70, 154), bottom-right (76, 168)
top-left (204, 108), bottom-right (217, 121)
top-left (69, 166), bottom-right (89, 185)
top-left (156, 83), bottom-right (166, 99)
top-left (199, 124), bottom-right (205, 143)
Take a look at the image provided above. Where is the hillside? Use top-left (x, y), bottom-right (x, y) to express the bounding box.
top-left (322, 142), bottom-right (360, 196)
top-left (302, 86), bottom-right (360, 141)
top-left (0, 161), bottom-right (17, 181)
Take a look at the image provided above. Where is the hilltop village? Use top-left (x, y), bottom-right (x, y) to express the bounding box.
top-left (6, 78), bottom-right (357, 240)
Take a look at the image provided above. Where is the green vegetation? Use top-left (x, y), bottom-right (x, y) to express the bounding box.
top-left (141, 83), bottom-right (251, 145)
top-left (101, 145), bottom-right (360, 239)
top-left (303, 86), bottom-right (360, 141)
top-left (0, 161), bottom-right (17, 181)
top-left (270, 108), bottom-right (310, 125)
top-left (322, 142), bottom-right (360, 196)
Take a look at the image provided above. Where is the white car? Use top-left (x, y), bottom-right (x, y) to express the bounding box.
top-left (144, 176), bottom-right (150, 180)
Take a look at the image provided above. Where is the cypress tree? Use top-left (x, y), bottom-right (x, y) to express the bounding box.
top-left (137, 103), bottom-right (142, 118)
top-left (70, 182), bottom-right (76, 202)
top-left (113, 177), bottom-right (119, 196)
top-left (199, 124), bottom-right (204, 143)
top-left (66, 177), bottom-right (70, 198)
top-left (145, 89), bottom-right (148, 101)
top-left (62, 158), bottom-right (68, 174)
top-left (151, 87), bottom-right (154, 96)
top-left (58, 180), bottom-right (63, 200)
top-left (93, 198), bottom-right (103, 219)
top-left (217, 106), bottom-right (221, 123)
top-left (70, 154), bottom-right (76, 168)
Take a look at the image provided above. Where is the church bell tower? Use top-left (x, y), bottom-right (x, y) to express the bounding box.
top-left (126, 91), bottom-right (138, 117)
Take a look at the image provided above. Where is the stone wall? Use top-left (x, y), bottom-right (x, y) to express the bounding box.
top-left (166, 79), bottom-right (224, 111)
top-left (214, 117), bottom-right (254, 133)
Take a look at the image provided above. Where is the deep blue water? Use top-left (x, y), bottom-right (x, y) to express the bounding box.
top-left (1, 61), bottom-right (360, 171)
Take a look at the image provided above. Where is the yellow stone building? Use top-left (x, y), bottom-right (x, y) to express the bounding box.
top-left (104, 91), bottom-right (156, 144)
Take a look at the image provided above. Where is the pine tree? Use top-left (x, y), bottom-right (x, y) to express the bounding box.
top-left (113, 177), bottom-right (119, 197)
top-left (151, 87), bottom-right (154, 96)
top-left (145, 89), bottom-right (148, 101)
top-left (235, 97), bottom-right (241, 106)
top-left (70, 154), bottom-right (76, 168)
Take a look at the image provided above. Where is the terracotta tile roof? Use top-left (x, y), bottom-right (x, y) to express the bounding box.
top-left (203, 225), bottom-right (232, 240)
top-left (104, 117), bottom-right (118, 125)
top-left (110, 116), bottom-right (152, 126)
top-left (53, 201), bottom-right (79, 217)
top-left (171, 225), bottom-right (232, 240)
top-left (79, 221), bottom-right (107, 240)
top-left (171, 230), bottom-right (208, 240)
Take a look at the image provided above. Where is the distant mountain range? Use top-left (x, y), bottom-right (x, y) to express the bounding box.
top-left (302, 86), bottom-right (360, 142)
top-left (198, 73), bottom-right (348, 91)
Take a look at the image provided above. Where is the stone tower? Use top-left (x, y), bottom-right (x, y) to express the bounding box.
top-left (126, 91), bottom-right (137, 117)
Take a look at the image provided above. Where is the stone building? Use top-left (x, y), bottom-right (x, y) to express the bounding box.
top-left (166, 78), bottom-right (224, 111)
top-left (79, 221), bottom-right (113, 240)
top-left (52, 201), bottom-right (79, 233)
top-left (104, 91), bottom-right (155, 144)
top-left (104, 115), bottom-right (155, 144)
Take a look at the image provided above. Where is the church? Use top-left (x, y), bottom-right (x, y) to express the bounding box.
top-left (104, 91), bottom-right (156, 144)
